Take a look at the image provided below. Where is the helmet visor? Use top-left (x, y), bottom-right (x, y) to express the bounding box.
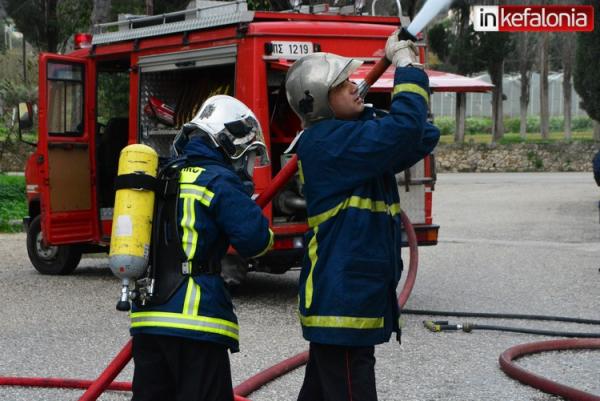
top-left (220, 114), bottom-right (269, 164)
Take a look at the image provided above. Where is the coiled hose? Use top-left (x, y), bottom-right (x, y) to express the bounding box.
top-left (2, 154), bottom-right (597, 400)
top-left (407, 308), bottom-right (600, 399)
top-left (0, 209), bottom-right (418, 401)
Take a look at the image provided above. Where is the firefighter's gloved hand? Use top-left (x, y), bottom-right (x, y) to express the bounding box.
top-left (385, 31), bottom-right (422, 69)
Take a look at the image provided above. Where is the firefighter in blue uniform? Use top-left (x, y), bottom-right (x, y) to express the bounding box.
top-left (285, 32), bottom-right (440, 401)
top-left (130, 95), bottom-right (273, 401)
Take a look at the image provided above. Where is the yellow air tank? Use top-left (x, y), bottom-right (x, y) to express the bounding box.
top-left (109, 144), bottom-right (158, 311)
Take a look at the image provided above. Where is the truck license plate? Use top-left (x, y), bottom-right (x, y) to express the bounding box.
top-left (270, 41), bottom-right (313, 58)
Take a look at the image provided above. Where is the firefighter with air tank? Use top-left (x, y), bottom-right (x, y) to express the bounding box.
top-left (110, 95), bottom-right (273, 401)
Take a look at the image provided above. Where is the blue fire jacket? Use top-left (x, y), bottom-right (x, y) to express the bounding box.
top-left (296, 66), bottom-right (440, 346)
top-left (130, 139), bottom-right (273, 352)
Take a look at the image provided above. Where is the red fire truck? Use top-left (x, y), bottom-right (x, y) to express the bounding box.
top-left (22, 1), bottom-right (489, 279)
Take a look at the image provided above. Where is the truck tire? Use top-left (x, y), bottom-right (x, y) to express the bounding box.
top-left (26, 215), bottom-right (82, 275)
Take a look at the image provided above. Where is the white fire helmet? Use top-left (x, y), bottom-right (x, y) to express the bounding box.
top-left (172, 95), bottom-right (269, 173)
top-left (285, 52), bottom-right (363, 127)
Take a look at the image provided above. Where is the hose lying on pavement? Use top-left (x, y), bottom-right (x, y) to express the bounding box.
top-left (3, 209), bottom-right (598, 400)
top-left (0, 211), bottom-right (420, 401)
top-left (403, 309), bottom-right (600, 325)
top-left (499, 339), bottom-right (600, 401)
top-left (404, 308), bottom-right (600, 399)
top-left (406, 308), bottom-right (600, 338)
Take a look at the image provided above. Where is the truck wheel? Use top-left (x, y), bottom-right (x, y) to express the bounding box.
top-left (26, 215), bottom-right (82, 275)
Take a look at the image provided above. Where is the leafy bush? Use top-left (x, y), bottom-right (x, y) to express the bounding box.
top-left (435, 117), bottom-right (454, 136)
top-left (0, 174), bottom-right (26, 232)
top-left (466, 117), bottom-right (492, 135)
top-left (436, 116), bottom-right (594, 136)
top-left (572, 116), bottom-right (594, 131)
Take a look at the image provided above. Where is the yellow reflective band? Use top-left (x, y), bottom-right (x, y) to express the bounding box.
top-left (179, 167), bottom-right (205, 183)
top-left (181, 197), bottom-right (198, 259)
top-left (308, 196), bottom-right (401, 228)
top-left (298, 160), bottom-right (305, 185)
top-left (180, 184), bottom-right (214, 207)
top-left (252, 229), bottom-right (274, 258)
top-left (131, 311), bottom-right (239, 340)
top-left (305, 226), bottom-right (319, 309)
top-left (299, 314), bottom-right (384, 329)
top-left (392, 83), bottom-right (429, 104)
top-left (182, 277), bottom-right (201, 316)
top-left (388, 202), bottom-right (401, 216)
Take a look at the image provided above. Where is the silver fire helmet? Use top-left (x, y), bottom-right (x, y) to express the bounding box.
top-left (285, 52), bottom-right (363, 127)
top-left (172, 95), bottom-right (269, 168)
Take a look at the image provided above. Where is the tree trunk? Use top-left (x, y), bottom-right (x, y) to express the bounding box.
top-left (490, 62), bottom-right (505, 143)
top-left (563, 63), bottom-right (573, 141)
top-left (92, 0), bottom-right (112, 27)
top-left (562, 32), bottom-right (575, 141)
top-left (519, 71), bottom-right (530, 139)
top-left (517, 30), bottom-right (532, 140)
top-left (455, 92), bottom-right (466, 143)
top-left (146, 0), bottom-right (154, 15)
top-left (46, 0), bottom-right (59, 53)
top-left (539, 31), bottom-right (550, 139)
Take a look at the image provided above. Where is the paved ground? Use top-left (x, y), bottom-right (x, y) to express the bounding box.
top-left (0, 172), bottom-right (599, 401)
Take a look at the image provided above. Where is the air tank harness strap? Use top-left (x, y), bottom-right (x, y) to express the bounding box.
top-left (114, 173), bottom-right (160, 192)
top-left (184, 260), bottom-right (222, 276)
top-left (157, 171), bottom-right (222, 277)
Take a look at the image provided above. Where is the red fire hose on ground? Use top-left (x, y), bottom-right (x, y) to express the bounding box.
top-left (499, 339), bottom-right (600, 401)
top-left (0, 156), bottom-right (419, 401)
top-left (2, 62), bottom-right (599, 401)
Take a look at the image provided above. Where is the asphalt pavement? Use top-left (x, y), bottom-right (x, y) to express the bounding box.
top-left (0, 172), bottom-right (598, 401)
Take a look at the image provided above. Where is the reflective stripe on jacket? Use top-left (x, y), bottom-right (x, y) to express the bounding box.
top-left (296, 66), bottom-right (440, 347)
top-left (130, 140), bottom-right (273, 351)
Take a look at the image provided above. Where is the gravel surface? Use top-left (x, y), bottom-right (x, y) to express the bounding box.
top-left (0, 172), bottom-right (598, 400)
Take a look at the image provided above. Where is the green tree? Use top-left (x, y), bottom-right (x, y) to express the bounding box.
top-left (428, 0), bottom-right (514, 143)
top-left (5, 0), bottom-right (92, 52)
top-left (111, 0), bottom-right (190, 16)
top-left (0, 20), bottom-right (6, 53)
top-left (476, 30), bottom-right (514, 142)
top-left (428, 2), bottom-right (486, 75)
top-left (57, 0), bottom-right (93, 50)
top-left (574, 0), bottom-right (600, 140)
top-left (5, 0), bottom-right (60, 52)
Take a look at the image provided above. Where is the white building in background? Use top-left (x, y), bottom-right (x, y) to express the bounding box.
top-left (3, 22), bottom-right (23, 50)
top-left (431, 72), bottom-right (589, 118)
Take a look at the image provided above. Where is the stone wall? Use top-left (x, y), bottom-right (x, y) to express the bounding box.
top-left (436, 142), bottom-right (600, 173)
top-left (2, 140), bottom-right (600, 173)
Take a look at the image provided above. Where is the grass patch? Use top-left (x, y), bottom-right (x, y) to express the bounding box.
top-left (439, 131), bottom-right (594, 145)
top-left (0, 174), bottom-right (26, 233)
top-left (436, 115), bottom-right (595, 144)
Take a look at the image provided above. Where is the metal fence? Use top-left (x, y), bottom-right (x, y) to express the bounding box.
top-left (431, 72), bottom-right (590, 118)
